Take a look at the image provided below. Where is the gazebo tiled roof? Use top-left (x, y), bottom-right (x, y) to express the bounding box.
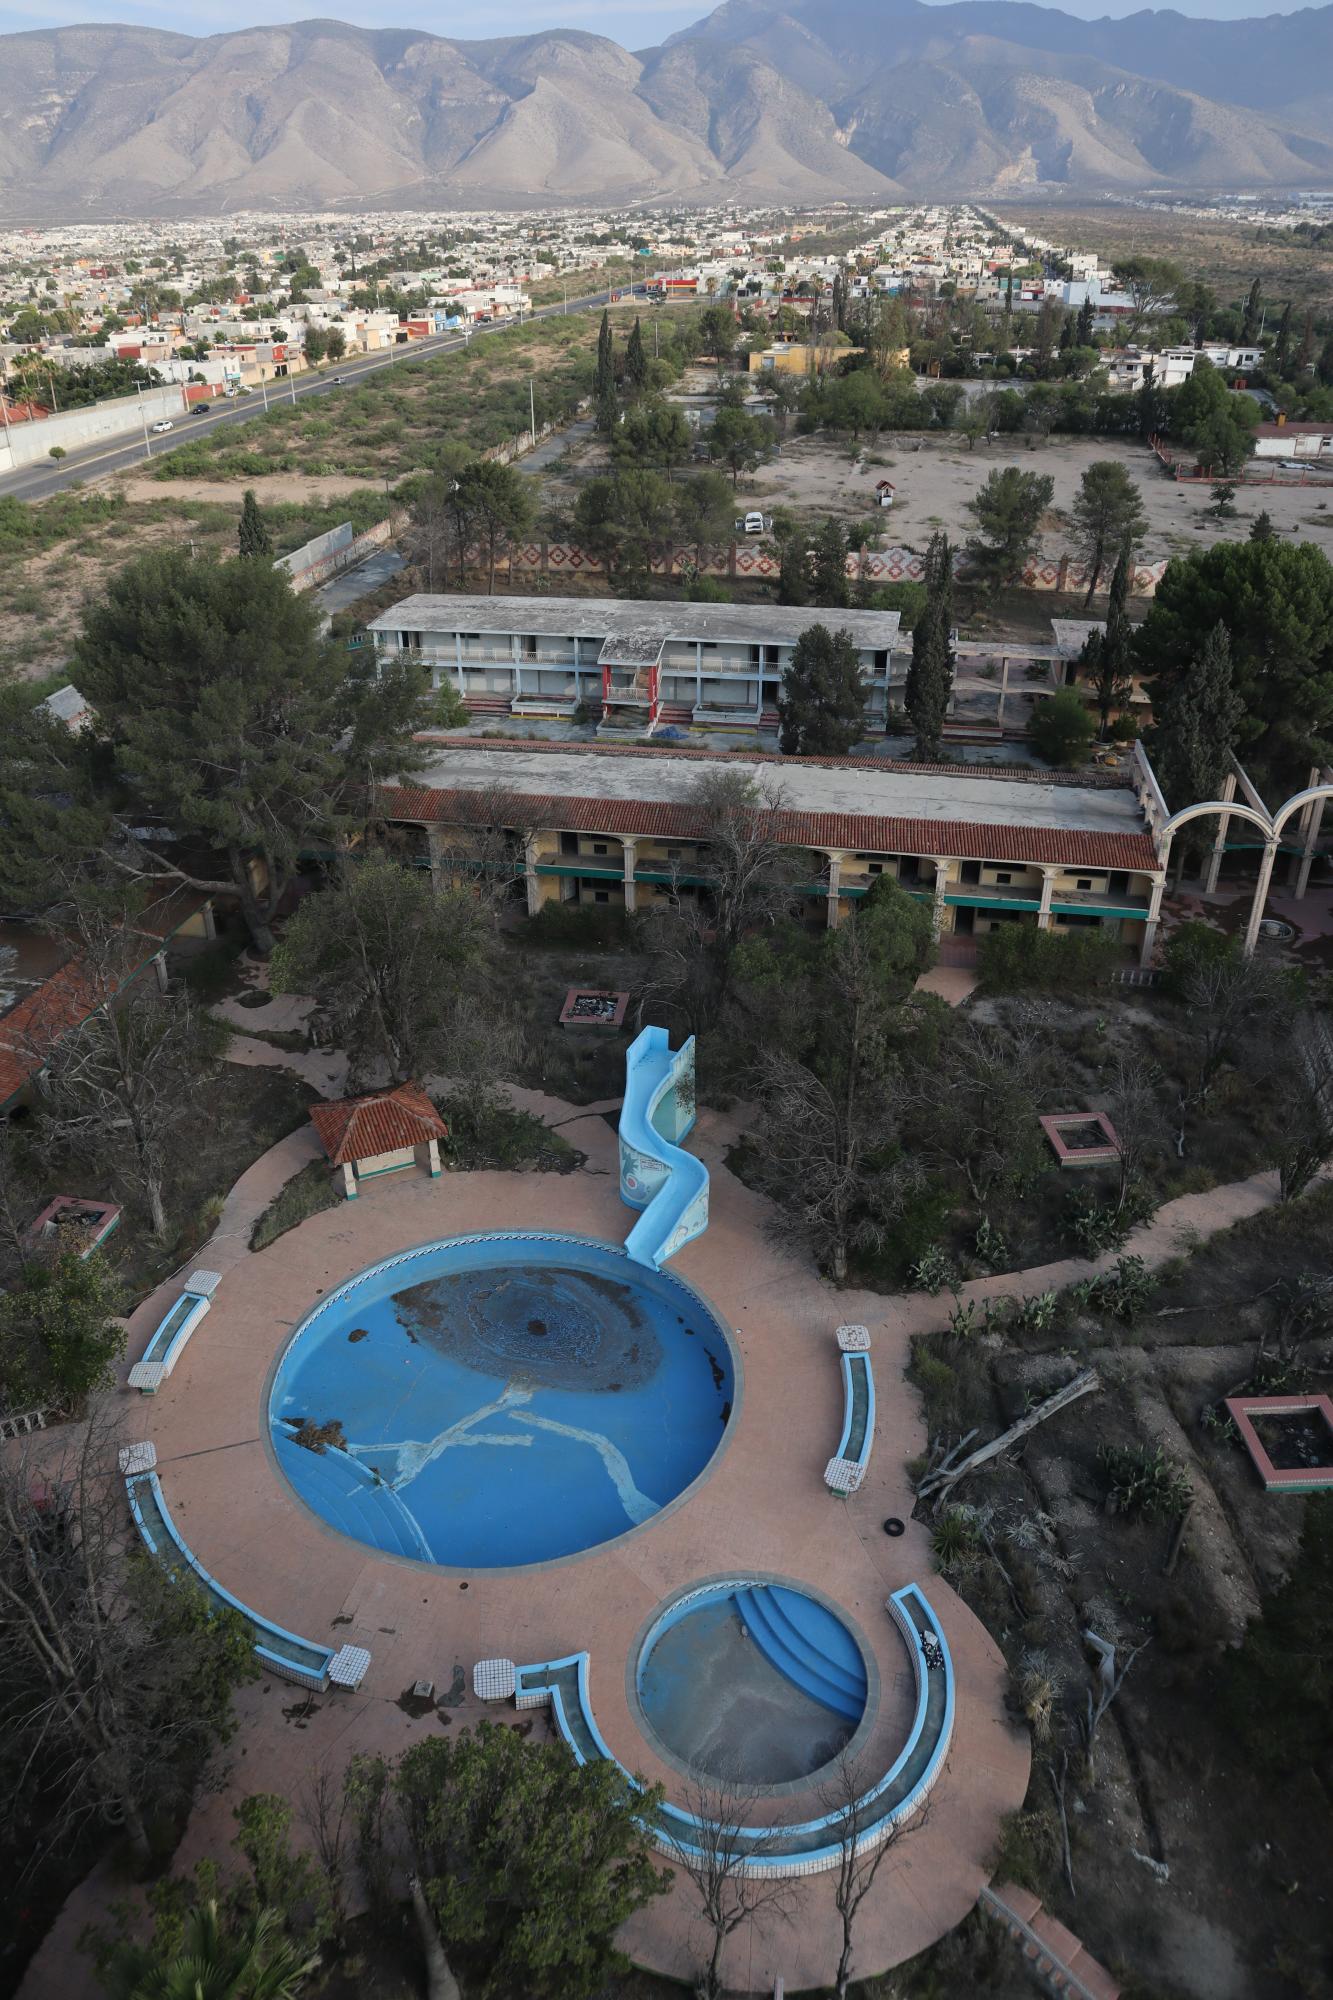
top-left (309, 1082), bottom-right (447, 1166)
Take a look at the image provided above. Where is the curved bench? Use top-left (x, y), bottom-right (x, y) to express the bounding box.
top-left (825, 1345), bottom-right (876, 1495)
top-left (125, 1470), bottom-right (368, 1691)
top-left (514, 1581), bottom-right (953, 1877)
top-left (128, 1269), bottom-right (221, 1393)
top-left (619, 1026), bottom-right (709, 1271)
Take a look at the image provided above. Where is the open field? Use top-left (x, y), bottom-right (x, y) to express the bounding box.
top-left (993, 200), bottom-right (1333, 311)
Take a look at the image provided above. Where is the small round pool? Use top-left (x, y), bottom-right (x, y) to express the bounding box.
top-left (267, 1233), bottom-right (737, 1570)
top-left (636, 1582), bottom-right (869, 1787)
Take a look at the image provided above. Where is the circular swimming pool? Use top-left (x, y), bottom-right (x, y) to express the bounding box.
top-left (635, 1581), bottom-right (870, 1787)
top-left (267, 1233), bottom-right (737, 1570)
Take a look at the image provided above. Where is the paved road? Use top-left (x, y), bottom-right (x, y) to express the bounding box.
top-left (313, 545), bottom-right (405, 619)
top-left (0, 286), bottom-right (642, 506)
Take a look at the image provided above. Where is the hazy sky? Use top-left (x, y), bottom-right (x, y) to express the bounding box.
top-left (0, 0), bottom-right (1309, 42)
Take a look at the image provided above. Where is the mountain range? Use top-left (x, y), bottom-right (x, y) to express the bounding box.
top-left (1, 2), bottom-right (1331, 216)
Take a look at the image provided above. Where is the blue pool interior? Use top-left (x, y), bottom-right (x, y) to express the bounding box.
top-left (637, 1585), bottom-right (868, 1785)
top-left (268, 1233), bottom-right (735, 1569)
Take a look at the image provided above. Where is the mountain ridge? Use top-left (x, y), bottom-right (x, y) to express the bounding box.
top-left (0, 6), bottom-right (1329, 217)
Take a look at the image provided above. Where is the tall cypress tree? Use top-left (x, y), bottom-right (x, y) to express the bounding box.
top-left (1078, 532), bottom-right (1135, 738)
top-left (1152, 622), bottom-right (1244, 871)
top-left (625, 317), bottom-right (648, 394)
top-left (237, 488), bottom-right (273, 560)
top-left (904, 530), bottom-right (953, 762)
top-left (594, 309), bottom-right (616, 433)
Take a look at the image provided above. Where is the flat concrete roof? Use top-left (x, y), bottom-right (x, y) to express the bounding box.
top-left (1050, 619), bottom-right (1106, 658)
top-left (369, 594), bottom-right (902, 648)
top-left (408, 743), bottom-right (1147, 839)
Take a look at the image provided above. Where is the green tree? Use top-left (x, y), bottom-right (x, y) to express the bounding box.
top-left (1250, 509), bottom-right (1277, 542)
top-left (1209, 479), bottom-right (1238, 519)
top-left (964, 466), bottom-right (1053, 595)
top-left (573, 470), bottom-right (675, 582)
top-left (1115, 257), bottom-right (1181, 341)
top-left (0, 1253), bottom-right (124, 1411)
top-left (707, 404), bottom-right (772, 487)
top-left (1151, 622), bottom-right (1244, 815)
top-left (325, 326), bottom-right (346, 362)
top-left (301, 325), bottom-right (328, 365)
top-left (810, 516), bottom-right (850, 608)
top-left (1077, 534), bottom-right (1136, 738)
top-left (904, 530), bottom-right (953, 761)
top-left (1240, 275), bottom-right (1263, 344)
top-left (1070, 460), bottom-right (1146, 604)
top-left (826, 370), bottom-right (886, 442)
top-left (454, 459), bottom-right (536, 596)
top-left (395, 1721), bottom-right (669, 2000)
top-left (610, 398), bottom-right (691, 482)
top-left (625, 315), bottom-right (648, 394)
top-left (237, 488), bottom-right (273, 560)
top-left (1139, 540), bottom-right (1333, 787)
top-left (594, 309), bottom-right (615, 432)
top-left (698, 304), bottom-right (736, 360)
top-left (91, 1899), bottom-right (319, 2000)
top-left (1220, 1494), bottom-right (1332, 1773)
top-left (778, 624), bottom-right (866, 756)
top-left (673, 469), bottom-right (733, 547)
top-left (777, 530), bottom-right (812, 607)
top-left (1031, 686), bottom-right (1095, 768)
top-left (71, 551), bottom-right (428, 952)
top-left (271, 853), bottom-right (486, 1087)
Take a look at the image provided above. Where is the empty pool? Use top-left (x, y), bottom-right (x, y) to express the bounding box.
top-left (267, 1232), bottom-right (736, 1569)
top-left (636, 1583), bottom-right (869, 1786)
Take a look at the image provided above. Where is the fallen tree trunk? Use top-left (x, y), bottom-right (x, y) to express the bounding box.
top-left (917, 1369), bottom-right (1100, 1505)
top-left (410, 1875), bottom-right (462, 2000)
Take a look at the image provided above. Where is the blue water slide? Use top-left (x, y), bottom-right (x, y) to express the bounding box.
top-left (618, 1026), bottom-right (709, 1271)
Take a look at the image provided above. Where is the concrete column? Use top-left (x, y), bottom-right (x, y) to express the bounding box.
top-left (931, 860), bottom-right (952, 942)
top-left (152, 951), bottom-right (169, 994)
top-left (1293, 792), bottom-right (1328, 901)
top-left (200, 902), bottom-right (216, 941)
top-left (1139, 872), bottom-right (1165, 967)
top-left (825, 851), bottom-right (842, 930)
top-left (621, 837), bottom-right (638, 914)
top-left (426, 1137), bottom-right (441, 1178)
top-left (341, 1162), bottom-right (357, 1200)
top-left (1202, 772), bottom-right (1237, 894)
top-left (426, 825), bottom-right (444, 892)
top-left (523, 834), bottom-right (542, 917)
top-left (996, 654), bottom-right (1010, 729)
top-left (1036, 866), bottom-right (1057, 930)
top-left (1243, 838), bottom-right (1281, 958)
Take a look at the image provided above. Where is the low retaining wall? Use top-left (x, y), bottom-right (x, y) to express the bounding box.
top-left (453, 539), bottom-right (1169, 596)
top-left (0, 381), bottom-right (187, 474)
top-left (278, 517), bottom-right (393, 592)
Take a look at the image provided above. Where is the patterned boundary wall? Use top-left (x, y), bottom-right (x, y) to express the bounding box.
top-left (279, 517), bottom-right (394, 592)
top-left (458, 540), bottom-right (1169, 597)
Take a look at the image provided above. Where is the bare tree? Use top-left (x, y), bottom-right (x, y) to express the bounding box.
top-left (1105, 1049), bottom-right (1169, 1216)
top-left (903, 1005), bottom-right (1056, 1216)
top-left (27, 896), bottom-right (224, 1239)
top-left (663, 1775), bottom-right (794, 2000)
top-left (0, 1399), bottom-right (256, 1878)
top-left (1172, 950), bottom-right (1295, 1154)
top-left (817, 1750), bottom-right (931, 1999)
top-left (1080, 1629), bottom-right (1148, 1782)
top-left (425, 782), bottom-right (537, 928)
top-left (1266, 1012), bottom-right (1333, 1202)
top-left (638, 769), bottom-right (803, 1037)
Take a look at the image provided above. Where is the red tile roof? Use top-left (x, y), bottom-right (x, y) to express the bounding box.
top-left (379, 786), bottom-right (1158, 872)
top-left (309, 1082), bottom-right (448, 1166)
top-left (0, 889), bottom-right (212, 1109)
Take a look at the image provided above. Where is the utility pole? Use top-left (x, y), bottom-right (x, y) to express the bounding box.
top-left (135, 380), bottom-right (150, 456)
top-left (529, 374), bottom-right (536, 446)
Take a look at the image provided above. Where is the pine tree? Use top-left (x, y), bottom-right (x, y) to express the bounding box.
top-left (1297, 309), bottom-right (1316, 375)
top-left (1075, 296), bottom-right (1095, 346)
top-left (237, 488), bottom-right (273, 561)
top-left (777, 623), bottom-right (866, 756)
top-left (1250, 510), bottom-right (1277, 543)
top-left (625, 316), bottom-right (648, 394)
top-left (594, 309), bottom-right (617, 433)
top-left (777, 533), bottom-right (811, 607)
top-left (904, 531), bottom-right (953, 762)
top-left (1078, 534), bottom-right (1135, 738)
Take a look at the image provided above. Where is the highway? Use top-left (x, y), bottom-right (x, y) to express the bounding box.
top-left (0, 285), bottom-right (638, 505)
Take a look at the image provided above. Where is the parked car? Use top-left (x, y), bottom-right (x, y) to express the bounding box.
top-left (191, 404), bottom-right (211, 416)
top-left (150, 419), bottom-right (173, 434)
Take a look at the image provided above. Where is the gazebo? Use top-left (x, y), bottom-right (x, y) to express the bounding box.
top-left (309, 1083), bottom-right (448, 1200)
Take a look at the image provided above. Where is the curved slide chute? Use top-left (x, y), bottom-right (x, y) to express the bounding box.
top-left (618, 1027), bottom-right (709, 1271)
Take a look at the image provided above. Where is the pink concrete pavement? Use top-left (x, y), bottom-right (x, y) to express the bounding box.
top-left (67, 1094), bottom-right (1025, 1997)
top-left (24, 1072), bottom-right (1302, 2000)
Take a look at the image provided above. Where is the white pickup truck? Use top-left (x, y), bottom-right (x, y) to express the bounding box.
top-left (735, 511), bottom-right (772, 535)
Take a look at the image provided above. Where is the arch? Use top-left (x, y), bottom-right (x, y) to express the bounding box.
top-left (1160, 797), bottom-right (1273, 841)
top-left (1271, 782), bottom-right (1333, 839)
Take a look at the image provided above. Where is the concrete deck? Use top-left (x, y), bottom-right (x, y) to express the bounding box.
top-left (99, 1094), bottom-right (1027, 1995)
top-left (408, 739), bottom-right (1148, 838)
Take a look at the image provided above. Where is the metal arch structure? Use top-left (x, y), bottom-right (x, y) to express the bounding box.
top-left (1159, 782), bottom-right (1333, 957)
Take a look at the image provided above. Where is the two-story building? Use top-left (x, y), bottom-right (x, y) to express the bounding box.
top-left (378, 741), bottom-right (1167, 966)
top-left (368, 596), bottom-right (904, 737)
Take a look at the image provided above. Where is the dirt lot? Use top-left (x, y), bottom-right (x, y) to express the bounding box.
top-left (746, 432), bottom-right (1333, 569)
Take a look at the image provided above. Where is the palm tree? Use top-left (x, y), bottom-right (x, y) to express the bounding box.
top-left (101, 1901), bottom-right (320, 2000)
